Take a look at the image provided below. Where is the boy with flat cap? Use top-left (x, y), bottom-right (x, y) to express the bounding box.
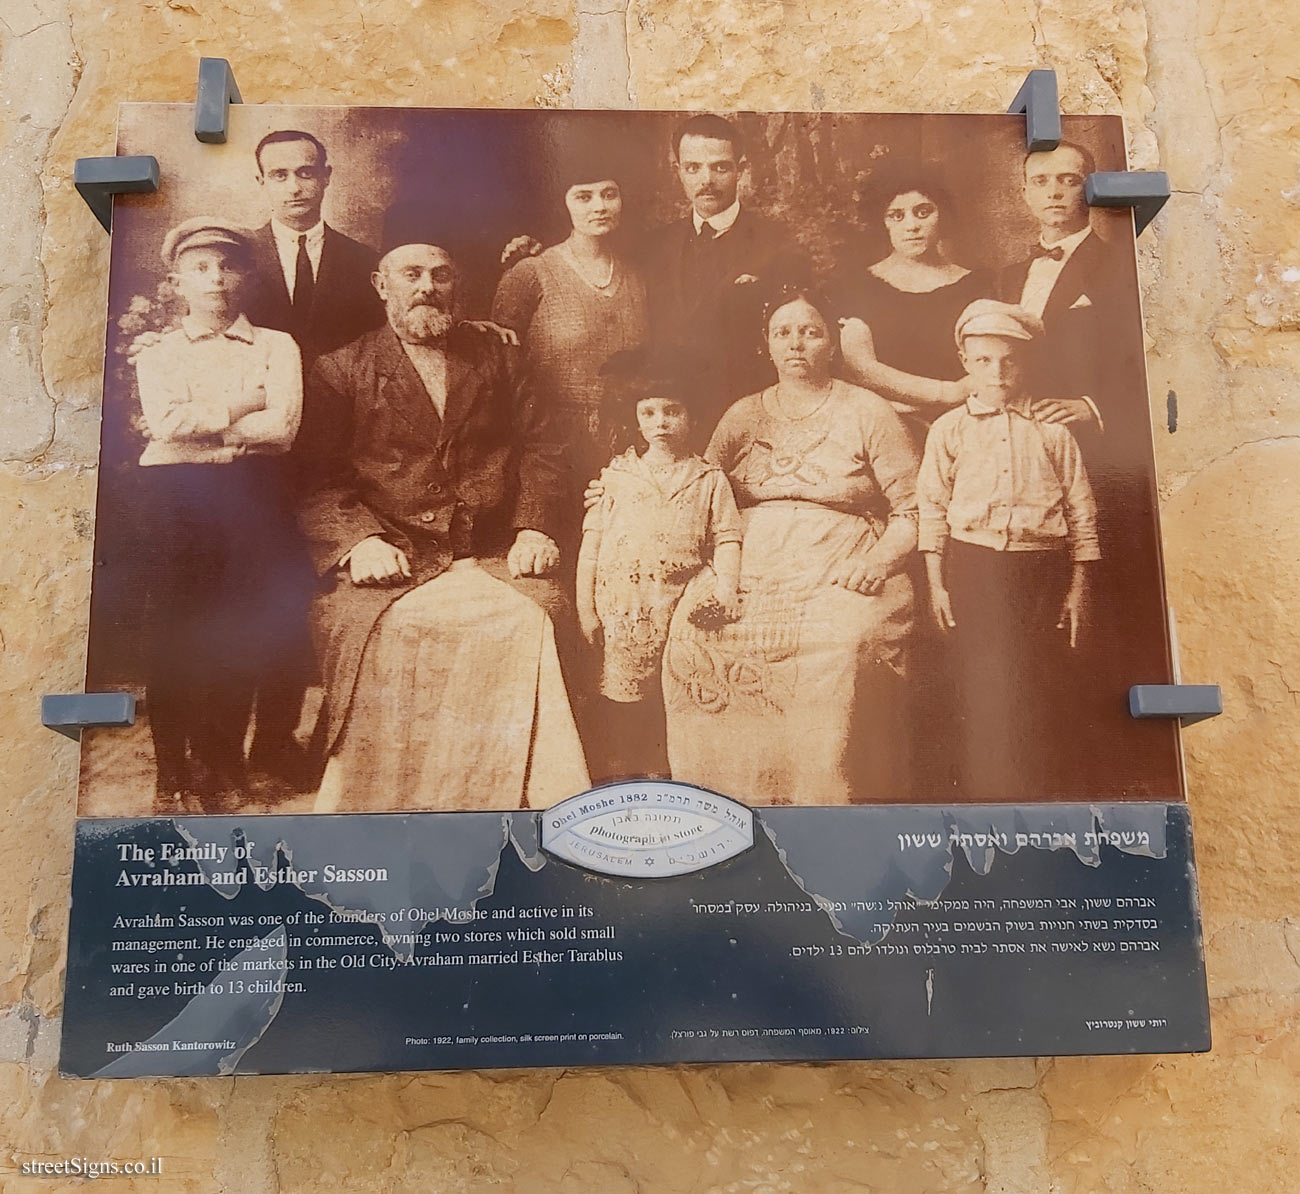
top-left (917, 299), bottom-right (1099, 794)
top-left (137, 218), bottom-right (302, 464)
top-left (133, 217), bottom-right (304, 810)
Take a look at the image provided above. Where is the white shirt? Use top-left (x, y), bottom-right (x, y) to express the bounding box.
top-left (917, 394), bottom-right (1099, 561)
top-left (693, 197), bottom-right (741, 238)
top-left (134, 314), bottom-right (303, 465)
top-left (1018, 224), bottom-right (1105, 430)
top-left (270, 218), bottom-right (324, 301)
top-left (401, 342), bottom-right (449, 419)
top-left (1019, 225), bottom-right (1092, 319)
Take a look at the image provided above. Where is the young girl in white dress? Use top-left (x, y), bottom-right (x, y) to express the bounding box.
top-left (576, 358), bottom-right (742, 779)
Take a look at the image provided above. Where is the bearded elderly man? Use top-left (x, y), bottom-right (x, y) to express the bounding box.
top-left (297, 234), bottom-right (590, 811)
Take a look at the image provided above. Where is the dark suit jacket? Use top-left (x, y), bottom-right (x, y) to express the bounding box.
top-left (246, 222), bottom-right (385, 364)
top-left (298, 324), bottom-right (568, 751)
top-left (638, 207), bottom-right (805, 434)
top-left (999, 230), bottom-right (1146, 457)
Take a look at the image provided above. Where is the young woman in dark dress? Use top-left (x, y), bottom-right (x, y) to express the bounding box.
top-left (834, 168), bottom-right (992, 447)
top-left (833, 169), bottom-right (993, 795)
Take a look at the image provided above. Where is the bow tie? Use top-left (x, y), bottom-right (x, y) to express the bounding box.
top-left (1030, 243), bottom-right (1066, 261)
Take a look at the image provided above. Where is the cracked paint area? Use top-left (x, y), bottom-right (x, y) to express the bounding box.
top-left (762, 803), bottom-right (1168, 941)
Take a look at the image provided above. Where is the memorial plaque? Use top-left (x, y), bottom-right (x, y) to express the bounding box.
top-left (63, 104), bottom-right (1207, 1076)
top-left (541, 782), bottom-right (755, 876)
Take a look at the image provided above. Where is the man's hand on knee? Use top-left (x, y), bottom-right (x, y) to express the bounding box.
top-left (507, 529), bottom-right (560, 578)
top-left (345, 536), bottom-right (411, 586)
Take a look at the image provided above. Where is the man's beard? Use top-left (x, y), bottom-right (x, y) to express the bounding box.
top-left (392, 302), bottom-right (454, 345)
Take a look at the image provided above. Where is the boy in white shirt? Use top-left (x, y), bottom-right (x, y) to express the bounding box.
top-left (133, 219), bottom-right (304, 810)
top-left (917, 299), bottom-right (1099, 794)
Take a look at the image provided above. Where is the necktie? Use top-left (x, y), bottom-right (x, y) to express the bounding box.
top-left (293, 233), bottom-right (314, 316)
top-left (696, 220), bottom-right (716, 241)
top-left (1030, 242), bottom-right (1066, 261)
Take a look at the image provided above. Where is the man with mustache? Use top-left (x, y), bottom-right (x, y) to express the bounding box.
top-left (639, 114), bottom-right (802, 441)
top-left (296, 231), bottom-right (587, 811)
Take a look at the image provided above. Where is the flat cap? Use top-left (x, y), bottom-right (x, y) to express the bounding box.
top-left (953, 299), bottom-right (1044, 347)
top-left (160, 217), bottom-right (253, 268)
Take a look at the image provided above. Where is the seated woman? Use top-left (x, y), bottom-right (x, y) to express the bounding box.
top-left (662, 287), bottom-right (919, 804)
top-left (833, 167), bottom-right (992, 445)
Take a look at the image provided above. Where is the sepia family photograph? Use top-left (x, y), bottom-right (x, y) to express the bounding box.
top-left (78, 104), bottom-right (1181, 818)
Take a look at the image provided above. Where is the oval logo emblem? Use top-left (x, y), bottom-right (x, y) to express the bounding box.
top-left (541, 781), bottom-right (754, 878)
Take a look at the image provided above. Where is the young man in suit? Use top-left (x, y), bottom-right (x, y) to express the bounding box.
top-left (1000, 141), bottom-right (1167, 750)
top-left (245, 130), bottom-right (385, 366)
top-left (999, 141), bottom-right (1141, 447)
top-left (240, 130), bottom-right (386, 788)
top-left (639, 114), bottom-right (803, 440)
top-left (296, 234), bottom-right (587, 811)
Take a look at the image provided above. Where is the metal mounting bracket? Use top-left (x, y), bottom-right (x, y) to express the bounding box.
top-left (1007, 69), bottom-right (1061, 153)
top-left (42, 692), bottom-right (136, 740)
top-left (195, 57), bottom-right (242, 144)
top-left (1129, 685), bottom-right (1222, 726)
top-left (1086, 170), bottom-right (1171, 236)
top-left (73, 156), bottom-right (160, 232)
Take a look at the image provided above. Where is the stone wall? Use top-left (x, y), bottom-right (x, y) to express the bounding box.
top-left (2, 0), bottom-right (1297, 1190)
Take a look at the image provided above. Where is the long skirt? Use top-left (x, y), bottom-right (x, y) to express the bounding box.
top-left (662, 501), bottom-right (913, 805)
top-left (315, 559), bottom-right (590, 812)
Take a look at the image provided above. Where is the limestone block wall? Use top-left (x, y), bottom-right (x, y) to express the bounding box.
top-left (2, 0), bottom-right (1297, 1190)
